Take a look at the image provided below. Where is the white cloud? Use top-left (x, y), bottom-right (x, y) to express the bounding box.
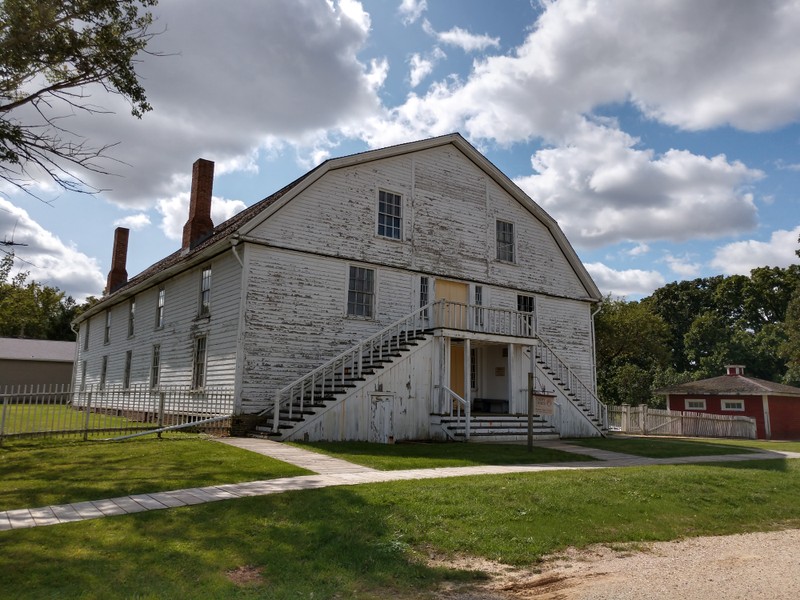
top-left (585, 262), bottom-right (666, 298)
top-left (710, 226), bottom-right (800, 275)
top-left (514, 121), bottom-right (762, 248)
top-left (663, 253), bottom-right (701, 278)
top-left (398, 0), bottom-right (427, 24)
top-left (113, 213), bottom-right (151, 230)
top-left (157, 193), bottom-right (247, 241)
top-left (627, 243), bottom-right (650, 257)
top-left (0, 199), bottom-right (105, 301)
top-left (408, 47), bottom-right (446, 87)
top-left (422, 20), bottom-right (500, 52)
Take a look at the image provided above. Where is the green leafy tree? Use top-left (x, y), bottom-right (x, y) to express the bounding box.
top-left (595, 297), bottom-right (671, 406)
top-left (0, 254), bottom-right (79, 340)
top-left (0, 0), bottom-right (158, 192)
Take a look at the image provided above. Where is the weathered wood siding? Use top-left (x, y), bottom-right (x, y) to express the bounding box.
top-left (238, 144), bottom-right (597, 414)
top-left (74, 251), bottom-right (243, 396)
top-left (282, 337), bottom-right (436, 442)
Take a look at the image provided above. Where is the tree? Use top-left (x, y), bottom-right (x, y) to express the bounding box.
top-left (0, 0), bottom-right (158, 192)
top-left (0, 254), bottom-right (79, 340)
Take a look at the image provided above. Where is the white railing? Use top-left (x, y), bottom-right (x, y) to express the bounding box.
top-left (609, 405), bottom-right (757, 439)
top-left (534, 336), bottom-right (607, 434)
top-left (432, 301), bottom-right (536, 337)
top-left (438, 385), bottom-right (470, 440)
top-left (0, 383), bottom-right (235, 443)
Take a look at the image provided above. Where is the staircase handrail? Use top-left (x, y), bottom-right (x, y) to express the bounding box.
top-left (438, 385), bottom-right (470, 440)
top-left (261, 301), bottom-right (439, 431)
top-left (535, 333), bottom-right (607, 433)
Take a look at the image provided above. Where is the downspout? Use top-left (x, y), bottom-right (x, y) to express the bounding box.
top-left (230, 234), bottom-right (244, 268)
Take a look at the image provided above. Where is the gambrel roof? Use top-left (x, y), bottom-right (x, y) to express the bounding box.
top-left (77, 133), bottom-right (601, 322)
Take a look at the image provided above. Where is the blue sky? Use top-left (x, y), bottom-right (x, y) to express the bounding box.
top-left (1, 0), bottom-right (799, 301)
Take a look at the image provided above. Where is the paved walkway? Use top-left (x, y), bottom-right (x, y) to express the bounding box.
top-left (2, 438), bottom-right (798, 532)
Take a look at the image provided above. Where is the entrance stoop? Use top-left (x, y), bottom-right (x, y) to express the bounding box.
top-left (438, 414), bottom-right (559, 442)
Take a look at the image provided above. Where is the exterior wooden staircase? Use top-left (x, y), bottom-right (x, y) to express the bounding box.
top-left (438, 414), bottom-right (558, 441)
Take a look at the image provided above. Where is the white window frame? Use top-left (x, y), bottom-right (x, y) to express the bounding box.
top-left (377, 189), bottom-right (403, 240)
top-left (496, 219), bottom-right (515, 263)
top-left (156, 287), bottom-right (165, 329)
top-left (104, 310), bottom-right (111, 345)
top-left (474, 285), bottom-right (484, 327)
top-left (347, 265), bottom-right (376, 319)
top-left (123, 350), bottom-right (132, 389)
top-left (150, 344), bottom-right (161, 388)
top-left (100, 356), bottom-right (108, 390)
top-left (83, 320), bottom-right (90, 351)
top-left (721, 399), bottom-right (745, 411)
top-left (192, 336), bottom-right (207, 390)
top-left (419, 276), bottom-right (429, 318)
top-left (199, 267), bottom-right (212, 317)
top-left (128, 298), bottom-right (136, 338)
top-left (685, 398), bottom-right (706, 411)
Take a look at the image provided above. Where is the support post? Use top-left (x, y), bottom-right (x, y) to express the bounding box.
top-left (157, 392), bottom-right (166, 439)
top-left (527, 372), bottom-right (534, 452)
top-left (83, 391), bottom-right (93, 441)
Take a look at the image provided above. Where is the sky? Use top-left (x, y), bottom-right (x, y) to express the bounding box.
top-left (1, 0), bottom-right (799, 302)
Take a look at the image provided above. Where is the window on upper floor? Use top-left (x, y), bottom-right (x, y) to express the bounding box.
top-left (199, 267), bottom-right (212, 316)
top-left (128, 298), bottom-right (136, 338)
top-left (123, 350), bottom-right (132, 389)
top-left (347, 266), bottom-right (375, 318)
top-left (156, 287), bottom-right (165, 329)
top-left (83, 320), bottom-right (90, 351)
top-left (474, 285), bottom-right (484, 327)
top-left (80, 360), bottom-right (87, 392)
top-left (419, 276), bottom-right (429, 317)
top-left (104, 311), bottom-right (111, 344)
top-left (377, 190), bottom-right (402, 240)
top-left (150, 345), bottom-right (161, 388)
top-left (192, 336), bottom-right (207, 389)
top-left (496, 220), bottom-right (515, 263)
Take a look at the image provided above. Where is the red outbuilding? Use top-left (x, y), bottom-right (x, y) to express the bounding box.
top-left (655, 365), bottom-right (800, 440)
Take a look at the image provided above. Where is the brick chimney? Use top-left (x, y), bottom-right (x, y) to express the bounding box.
top-left (725, 365), bottom-right (745, 376)
top-left (182, 158), bottom-right (215, 251)
top-left (105, 227), bottom-right (130, 294)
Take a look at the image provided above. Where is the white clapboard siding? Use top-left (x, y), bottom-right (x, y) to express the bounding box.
top-left (75, 250), bottom-right (243, 391)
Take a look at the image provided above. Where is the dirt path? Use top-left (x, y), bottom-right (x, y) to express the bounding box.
top-left (435, 528), bottom-right (800, 599)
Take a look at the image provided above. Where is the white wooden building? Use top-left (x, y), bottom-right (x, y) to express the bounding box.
top-left (73, 134), bottom-right (606, 442)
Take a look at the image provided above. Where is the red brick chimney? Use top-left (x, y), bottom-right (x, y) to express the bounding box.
top-left (182, 158), bottom-right (215, 250)
top-left (106, 227), bottom-right (130, 294)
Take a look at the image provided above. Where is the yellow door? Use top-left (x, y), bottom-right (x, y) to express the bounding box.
top-left (435, 279), bottom-right (469, 329)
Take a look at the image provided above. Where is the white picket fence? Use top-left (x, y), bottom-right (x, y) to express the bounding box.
top-left (608, 404), bottom-right (756, 439)
top-left (0, 383), bottom-right (235, 443)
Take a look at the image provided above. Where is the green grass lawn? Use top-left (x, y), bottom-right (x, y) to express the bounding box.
top-left (568, 435), bottom-right (761, 458)
top-left (289, 440), bottom-right (596, 469)
top-left (1, 458), bottom-right (798, 599)
top-left (0, 435), bottom-right (309, 511)
top-left (0, 403), bottom-right (139, 437)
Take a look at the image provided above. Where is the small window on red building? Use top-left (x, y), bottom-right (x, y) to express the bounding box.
top-left (721, 399), bottom-right (744, 411)
top-left (685, 399), bottom-right (706, 411)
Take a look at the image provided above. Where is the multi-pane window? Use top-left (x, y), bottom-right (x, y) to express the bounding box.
top-left (104, 311), bottom-right (111, 344)
top-left (347, 266), bottom-right (375, 318)
top-left (470, 348), bottom-right (478, 391)
top-left (156, 287), bottom-right (165, 328)
top-left (721, 399), bottom-right (744, 411)
top-left (474, 285), bottom-right (484, 327)
top-left (123, 351), bottom-right (132, 389)
top-left (496, 220), bottom-right (515, 262)
top-left (419, 276), bottom-right (429, 318)
top-left (83, 320), bottom-right (90, 351)
top-left (377, 190), bottom-right (402, 239)
top-left (192, 336), bottom-right (207, 389)
top-left (199, 267), bottom-right (212, 316)
top-left (685, 399), bottom-right (706, 411)
top-left (128, 298), bottom-right (136, 337)
top-left (100, 356), bottom-right (108, 390)
top-left (80, 361), bottom-right (87, 391)
top-left (517, 294), bottom-right (535, 335)
top-left (150, 345), bottom-right (161, 388)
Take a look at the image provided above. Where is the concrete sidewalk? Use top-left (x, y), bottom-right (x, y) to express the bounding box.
top-left (2, 438), bottom-right (797, 532)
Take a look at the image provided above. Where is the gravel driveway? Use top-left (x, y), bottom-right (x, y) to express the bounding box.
top-left (436, 528), bottom-right (800, 599)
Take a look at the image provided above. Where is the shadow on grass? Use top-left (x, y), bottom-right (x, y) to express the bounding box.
top-left (0, 487), bottom-right (485, 600)
top-left (291, 440), bottom-right (596, 470)
top-left (568, 435), bottom-right (761, 458)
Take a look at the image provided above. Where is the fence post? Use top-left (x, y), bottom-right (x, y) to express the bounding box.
top-left (640, 404), bottom-right (648, 435)
top-left (0, 391), bottom-right (8, 446)
top-left (157, 392), bottom-right (166, 439)
top-left (83, 391), bottom-right (93, 441)
top-left (621, 404), bottom-right (629, 432)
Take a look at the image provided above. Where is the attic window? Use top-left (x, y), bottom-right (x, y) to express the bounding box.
top-left (377, 190), bottom-right (402, 240)
top-left (496, 220), bottom-right (515, 263)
